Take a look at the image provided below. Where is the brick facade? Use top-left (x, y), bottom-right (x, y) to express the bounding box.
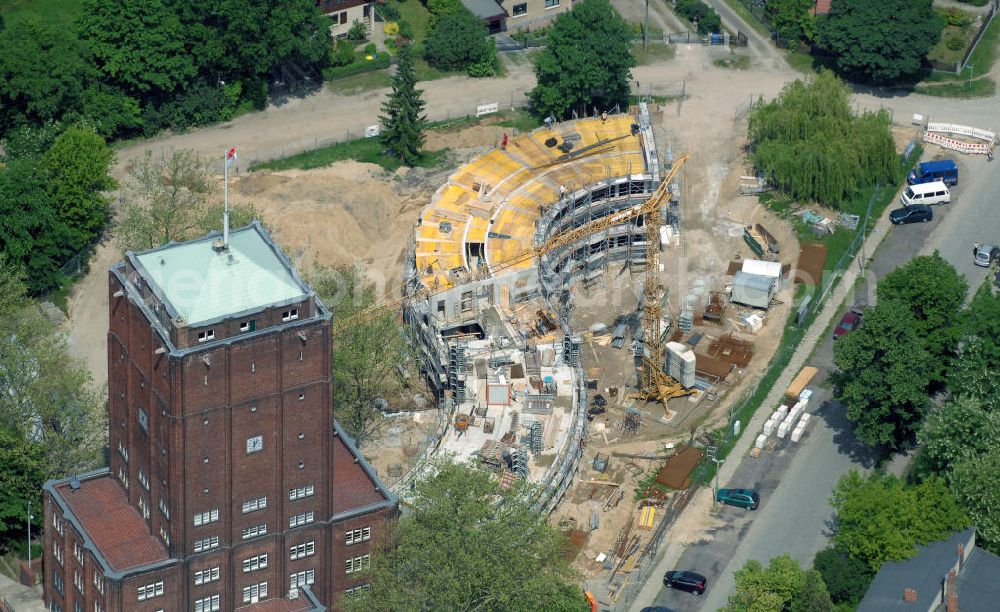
top-left (44, 224), bottom-right (397, 612)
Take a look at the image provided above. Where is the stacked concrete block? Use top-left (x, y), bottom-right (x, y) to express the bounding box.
top-left (755, 434), bottom-right (768, 450)
top-left (763, 418), bottom-right (776, 436)
top-left (665, 341), bottom-right (697, 388)
top-left (777, 421), bottom-right (790, 438)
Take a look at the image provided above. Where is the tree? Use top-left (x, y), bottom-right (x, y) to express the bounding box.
top-left (766, 0), bottom-right (817, 43)
top-left (877, 251), bottom-right (967, 379)
top-left (831, 470), bottom-right (969, 572)
top-left (0, 425), bottom-right (46, 548)
top-left (817, 0), bottom-right (943, 83)
top-left (379, 44), bottom-right (426, 166)
top-left (948, 448), bottom-right (1000, 554)
top-left (39, 125), bottom-right (116, 250)
top-left (345, 458), bottom-right (584, 611)
top-left (116, 149), bottom-right (268, 253)
top-left (310, 264), bottom-right (407, 449)
top-left (724, 555), bottom-right (807, 612)
top-left (424, 9), bottom-right (495, 74)
top-left (0, 16), bottom-right (92, 135)
top-left (832, 300), bottom-right (934, 449)
top-left (791, 570), bottom-right (834, 612)
top-left (951, 283), bottom-right (1000, 406)
top-left (918, 396), bottom-right (1000, 476)
top-left (812, 548), bottom-right (873, 606)
top-left (530, 0), bottom-right (636, 119)
top-left (747, 71), bottom-right (897, 207)
top-left (77, 0), bottom-right (197, 97)
top-left (0, 261), bottom-right (106, 484)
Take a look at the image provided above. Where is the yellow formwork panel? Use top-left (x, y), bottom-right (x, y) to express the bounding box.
top-left (466, 217), bottom-right (489, 243)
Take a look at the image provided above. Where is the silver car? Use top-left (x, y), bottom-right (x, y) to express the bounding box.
top-left (974, 243), bottom-right (999, 267)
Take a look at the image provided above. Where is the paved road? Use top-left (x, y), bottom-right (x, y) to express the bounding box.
top-left (643, 141), bottom-right (1000, 612)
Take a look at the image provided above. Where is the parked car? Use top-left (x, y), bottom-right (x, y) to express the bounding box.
top-left (907, 159), bottom-right (958, 186)
top-left (973, 243), bottom-right (999, 268)
top-left (833, 311), bottom-right (863, 339)
top-left (715, 488), bottom-right (760, 510)
top-left (889, 204), bottom-right (933, 225)
top-left (663, 570), bottom-right (707, 595)
top-left (900, 181), bottom-right (950, 206)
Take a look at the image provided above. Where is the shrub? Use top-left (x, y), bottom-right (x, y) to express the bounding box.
top-left (384, 21), bottom-right (400, 36)
top-left (942, 8), bottom-right (970, 27)
top-left (331, 39), bottom-right (356, 67)
top-left (347, 20), bottom-right (368, 40)
top-left (467, 57), bottom-right (497, 78)
top-left (425, 9), bottom-right (493, 70)
top-left (364, 42), bottom-right (377, 55)
top-left (322, 51), bottom-right (391, 80)
top-left (946, 35), bottom-right (966, 51)
top-left (377, 1), bottom-right (401, 21)
top-left (398, 19), bottom-right (414, 40)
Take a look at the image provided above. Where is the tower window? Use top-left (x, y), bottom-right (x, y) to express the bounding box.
top-left (197, 329), bottom-right (215, 343)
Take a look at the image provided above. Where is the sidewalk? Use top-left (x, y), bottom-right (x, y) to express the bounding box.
top-left (628, 191), bottom-right (898, 609)
top-left (0, 573), bottom-right (45, 612)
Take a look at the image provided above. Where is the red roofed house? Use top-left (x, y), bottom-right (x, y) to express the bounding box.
top-left (44, 222), bottom-right (397, 612)
top-left (814, 0), bottom-right (832, 15)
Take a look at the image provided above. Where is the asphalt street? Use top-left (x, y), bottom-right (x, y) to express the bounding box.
top-left (649, 146), bottom-right (1000, 611)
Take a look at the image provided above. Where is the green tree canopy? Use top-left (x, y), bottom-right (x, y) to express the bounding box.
top-left (346, 458), bottom-right (584, 611)
top-left (832, 299), bottom-right (934, 449)
top-left (379, 44), bottom-right (427, 166)
top-left (424, 9), bottom-right (495, 74)
top-left (918, 396), bottom-right (1000, 476)
top-left (817, 0), bottom-right (943, 83)
top-left (39, 125), bottom-right (116, 250)
top-left (877, 251), bottom-right (967, 378)
top-left (310, 264), bottom-right (407, 449)
top-left (948, 448), bottom-right (1000, 554)
top-left (766, 0), bottom-right (817, 43)
top-left (530, 0), bottom-right (636, 119)
top-left (0, 15), bottom-right (92, 134)
top-left (723, 555), bottom-right (833, 612)
top-left (812, 548), bottom-right (873, 606)
top-left (0, 424), bottom-right (46, 547)
top-left (831, 470), bottom-right (969, 572)
top-left (747, 71), bottom-right (897, 207)
top-left (951, 283), bottom-right (1000, 406)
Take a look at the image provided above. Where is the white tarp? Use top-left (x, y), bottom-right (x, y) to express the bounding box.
top-left (742, 259), bottom-right (782, 279)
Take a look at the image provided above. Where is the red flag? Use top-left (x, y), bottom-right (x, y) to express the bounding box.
top-left (226, 147), bottom-right (237, 167)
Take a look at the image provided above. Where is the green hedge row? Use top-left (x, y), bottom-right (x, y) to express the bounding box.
top-left (322, 52), bottom-right (391, 80)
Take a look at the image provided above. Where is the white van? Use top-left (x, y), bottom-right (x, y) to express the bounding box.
top-left (901, 181), bottom-right (951, 206)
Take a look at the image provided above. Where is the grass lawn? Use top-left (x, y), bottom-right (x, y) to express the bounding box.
top-left (395, 0), bottom-right (432, 45)
top-left (926, 10), bottom-right (977, 67)
top-left (325, 70), bottom-right (393, 94)
top-left (252, 137), bottom-right (449, 173)
top-left (0, 0), bottom-right (81, 26)
top-left (631, 42), bottom-right (677, 66)
top-left (914, 77), bottom-right (996, 98)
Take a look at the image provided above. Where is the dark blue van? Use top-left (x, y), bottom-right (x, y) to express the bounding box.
top-left (908, 159), bottom-right (958, 186)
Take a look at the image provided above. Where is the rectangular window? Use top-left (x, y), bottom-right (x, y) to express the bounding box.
top-left (158, 498), bottom-right (170, 520)
top-left (289, 511), bottom-right (315, 528)
top-left (242, 524), bottom-right (267, 540)
top-left (345, 554), bottom-right (371, 574)
top-left (242, 553), bottom-right (268, 573)
top-left (289, 485), bottom-right (315, 501)
top-left (159, 526), bottom-right (171, 547)
top-left (136, 581), bottom-right (164, 601)
top-left (193, 535), bottom-right (219, 552)
top-left (197, 329), bottom-right (215, 342)
top-left (138, 469), bottom-right (149, 491)
top-left (241, 496), bottom-right (267, 513)
top-left (52, 571), bottom-right (65, 596)
top-left (138, 497), bottom-right (150, 520)
top-left (281, 308), bottom-right (299, 322)
top-left (73, 541), bottom-right (84, 565)
top-left (512, 3), bottom-right (527, 15)
top-left (194, 595), bottom-right (220, 612)
top-left (289, 569), bottom-right (315, 588)
top-left (544, 0), bottom-right (559, 7)
top-left (138, 407), bottom-right (148, 432)
top-left (345, 584), bottom-right (371, 599)
top-left (194, 566), bottom-right (220, 585)
top-left (239, 320), bottom-right (256, 333)
top-left (290, 540), bottom-right (316, 560)
top-left (93, 573), bottom-right (104, 595)
top-left (193, 509), bottom-right (220, 526)
top-left (117, 466), bottom-right (129, 490)
top-left (52, 541), bottom-right (64, 565)
top-left (73, 570), bottom-right (84, 593)
top-left (242, 581), bottom-right (268, 604)
top-left (117, 440), bottom-right (129, 462)
top-left (94, 601), bottom-right (105, 612)
top-left (346, 526), bottom-right (372, 545)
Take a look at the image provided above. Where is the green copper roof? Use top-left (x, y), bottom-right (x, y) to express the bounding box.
top-left (133, 224), bottom-right (307, 326)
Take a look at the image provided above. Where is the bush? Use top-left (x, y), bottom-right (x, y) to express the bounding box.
top-left (673, 0), bottom-right (721, 34)
top-left (384, 22), bottom-right (400, 36)
top-left (813, 548), bottom-right (873, 605)
top-left (364, 42), bottom-right (378, 55)
top-left (467, 57), bottom-right (497, 78)
top-left (377, 1), bottom-right (401, 21)
top-left (942, 8), bottom-right (972, 27)
top-left (347, 20), bottom-right (368, 41)
top-left (398, 19), bottom-right (414, 40)
top-left (946, 35), bottom-right (966, 51)
top-left (331, 39), bottom-right (356, 67)
top-left (425, 9), bottom-right (493, 71)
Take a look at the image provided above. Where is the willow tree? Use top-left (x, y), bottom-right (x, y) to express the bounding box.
top-left (747, 70), bottom-right (897, 207)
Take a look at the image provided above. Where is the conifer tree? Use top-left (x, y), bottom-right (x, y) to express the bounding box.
top-left (379, 44), bottom-right (426, 166)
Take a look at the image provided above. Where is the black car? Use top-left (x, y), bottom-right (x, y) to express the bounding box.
top-left (663, 570), bottom-right (707, 595)
top-left (889, 204), bottom-right (933, 225)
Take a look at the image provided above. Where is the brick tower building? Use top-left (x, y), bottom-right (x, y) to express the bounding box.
top-left (43, 223), bottom-right (397, 612)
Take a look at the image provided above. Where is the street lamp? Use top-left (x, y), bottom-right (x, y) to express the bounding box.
top-left (711, 457), bottom-right (724, 504)
top-left (27, 501), bottom-right (34, 569)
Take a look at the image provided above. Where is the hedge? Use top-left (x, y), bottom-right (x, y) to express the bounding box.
top-left (322, 52), bottom-right (391, 80)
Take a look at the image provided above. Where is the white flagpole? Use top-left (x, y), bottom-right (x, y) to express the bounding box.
top-left (223, 149), bottom-right (230, 248)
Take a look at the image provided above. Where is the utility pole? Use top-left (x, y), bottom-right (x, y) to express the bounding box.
top-left (644, 0), bottom-right (650, 50)
top-left (27, 501), bottom-right (33, 569)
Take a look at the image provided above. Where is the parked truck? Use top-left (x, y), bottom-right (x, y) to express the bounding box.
top-left (907, 159), bottom-right (958, 186)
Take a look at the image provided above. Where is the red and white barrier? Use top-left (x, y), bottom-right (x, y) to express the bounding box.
top-left (923, 122), bottom-right (997, 155)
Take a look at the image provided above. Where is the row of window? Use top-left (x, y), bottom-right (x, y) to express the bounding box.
top-left (243, 581), bottom-right (268, 604)
top-left (289, 484), bottom-right (314, 500)
top-left (511, 0), bottom-right (559, 16)
top-left (194, 594), bottom-right (220, 612)
top-left (194, 535), bottom-right (220, 552)
top-left (346, 526), bottom-right (371, 546)
top-left (193, 509), bottom-right (219, 527)
top-left (345, 554), bottom-right (371, 574)
top-left (197, 310), bottom-right (292, 344)
top-left (289, 511), bottom-right (314, 528)
top-left (243, 553), bottom-right (268, 573)
top-left (194, 566), bottom-right (220, 585)
top-left (242, 496), bottom-right (267, 514)
top-left (137, 580), bottom-right (164, 601)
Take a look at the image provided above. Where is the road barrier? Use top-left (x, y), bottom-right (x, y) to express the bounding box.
top-left (923, 122), bottom-right (997, 155)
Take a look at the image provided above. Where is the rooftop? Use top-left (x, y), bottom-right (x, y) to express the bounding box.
top-left (859, 527), bottom-right (1000, 612)
top-left (52, 474), bottom-right (169, 573)
top-left (130, 222), bottom-right (308, 326)
top-left (460, 0), bottom-right (506, 20)
top-left (332, 421), bottom-right (392, 515)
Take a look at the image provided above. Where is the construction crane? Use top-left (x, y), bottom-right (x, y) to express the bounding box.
top-left (331, 154), bottom-right (692, 407)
